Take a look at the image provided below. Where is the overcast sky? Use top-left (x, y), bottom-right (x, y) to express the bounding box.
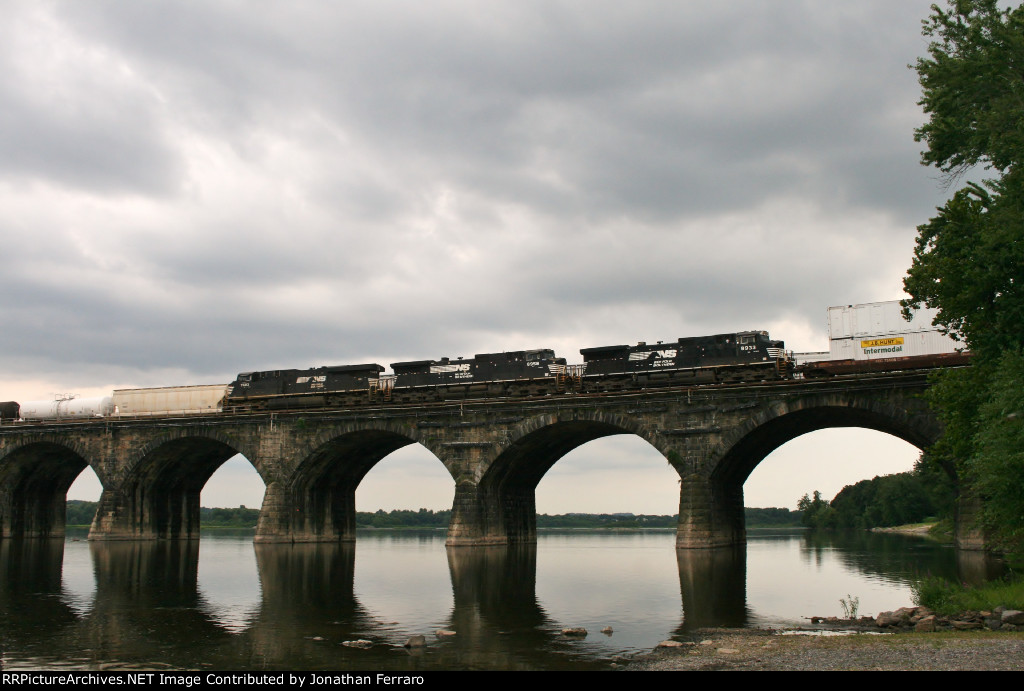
top-left (2, 1), bottom-right (949, 511)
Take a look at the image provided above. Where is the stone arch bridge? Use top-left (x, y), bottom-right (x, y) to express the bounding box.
top-left (0, 371), bottom-right (956, 549)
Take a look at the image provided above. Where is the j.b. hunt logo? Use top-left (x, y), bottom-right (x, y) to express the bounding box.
top-left (861, 337), bottom-right (904, 356)
top-left (860, 337), bottom-right (904, 348)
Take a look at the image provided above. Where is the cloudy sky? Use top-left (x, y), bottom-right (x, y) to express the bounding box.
top-left (2, 1), bottom-right (951, 512)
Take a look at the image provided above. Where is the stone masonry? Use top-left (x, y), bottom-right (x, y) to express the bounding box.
top-left (0, 371), bottom-right (967, 549)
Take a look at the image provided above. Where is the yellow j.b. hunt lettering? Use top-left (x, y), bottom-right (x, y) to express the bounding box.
top-left (860, 337), bottom-right (904, 349)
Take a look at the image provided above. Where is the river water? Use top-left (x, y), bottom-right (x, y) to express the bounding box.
top-left (0, 529), bottom-right (997, 671)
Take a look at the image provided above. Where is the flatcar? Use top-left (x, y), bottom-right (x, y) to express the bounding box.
top-left (794, 301), bottom-right (971, 377)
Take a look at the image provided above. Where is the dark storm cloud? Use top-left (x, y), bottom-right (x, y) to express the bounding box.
top-left (47, 1), bottom-right (939, 219)
top-left (0, 0), bottom-right (948, 398)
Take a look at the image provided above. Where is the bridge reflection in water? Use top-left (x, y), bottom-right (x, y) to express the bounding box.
top-left (0, 531), bottom-right (999, 671)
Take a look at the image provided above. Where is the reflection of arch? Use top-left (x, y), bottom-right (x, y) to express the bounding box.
top-left (94, 431), bottom-right (246, 540)
top-left (0, 438), bottom-right (95, 538)
top-left (451, 413), bottom-right (666, 545)
top-left (260, 423), bottom-right (450, 542)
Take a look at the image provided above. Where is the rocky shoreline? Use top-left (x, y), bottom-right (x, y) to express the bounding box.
top-left (626, 627), bottom-right (1024, 671)
top-left (814, 604), bottom-right (1024, 632)
top-left (626, 607), bottom-right (1024, 671)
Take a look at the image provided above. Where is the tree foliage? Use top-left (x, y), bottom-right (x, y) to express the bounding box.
top-left (797, 491), bottom-right (834, 530)
top-left (914, 0), bottom-right (1024, 179)
top-left (903, 0), bottom-right (1024, 552)
top-left (66, 500), bottom-right (98, 527)
top-left (968, 349), bottom-right (1024, 550)
top-left (797, 469), bottom-right (952, 532)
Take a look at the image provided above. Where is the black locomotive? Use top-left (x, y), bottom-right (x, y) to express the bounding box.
top-left (579, 331), bottom-right (789, 390)
top-left (221, 332), bottom-right (789, 412)
top-left (225, 363), bottom-right (386, 410)
top-left (388, 349), bottom-right (567, 402)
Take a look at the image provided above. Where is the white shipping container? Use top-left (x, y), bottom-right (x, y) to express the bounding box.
top-left (826, 301), bottom-right (960, 361)
top-left (112, 385), bottom-right (228, 416)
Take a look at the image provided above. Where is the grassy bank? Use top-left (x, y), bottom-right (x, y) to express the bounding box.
top-left (914, 573), bottom-right (1024, 615)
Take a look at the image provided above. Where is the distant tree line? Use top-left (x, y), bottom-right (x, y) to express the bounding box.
top-left (744, 507), bottom-right (803, 527)
top-left (200, 506), bottom-right (260, 527)
top-left (355, 508), bottom-right (451, 528)
top-left (65, 502), bottom-right (802, 529)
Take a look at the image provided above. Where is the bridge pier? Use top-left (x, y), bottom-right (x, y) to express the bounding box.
top-left (446, 480), bottom-right (536, 546)
top-left (676, 474), bottom-right (746, 549)
top-left (254, 479), bottom-right (359, 543)
top-left (88, 434), bottom-right (242, 540)
top-left (90, 483), bottom-right (207, 540)
top-left (0, 483), bottom-right (70, 539)
top-left (953, 492), bottom-right (988, 551)
top-left (0, 441), bottom-right (90, 539)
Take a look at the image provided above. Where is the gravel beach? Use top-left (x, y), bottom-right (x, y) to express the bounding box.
top-left (627, 628), bottom-right (1024, 671)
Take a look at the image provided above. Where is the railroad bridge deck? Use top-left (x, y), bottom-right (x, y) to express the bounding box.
top-left (0, 370), bottom-right (968, 548)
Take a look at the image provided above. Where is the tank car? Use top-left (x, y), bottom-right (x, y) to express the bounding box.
top-left (223, 363), bottom-right (386, 411)
top-left (579, 331), bottom-right (789, 390)
top-left (19, 396), bottom-right (115, 420)
top-left (390, 348), bottom-right (568, 401)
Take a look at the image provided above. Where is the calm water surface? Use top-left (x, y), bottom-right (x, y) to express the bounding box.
top-left (0, 529), bottom-right (992, 671)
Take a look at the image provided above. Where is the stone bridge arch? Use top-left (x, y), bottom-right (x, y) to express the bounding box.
top-left (447, 410), bottom-right (666, 545)
top-left (91, 427), bottom-right (256, 540)
top-left (256, 419), bottom-right (449, 543)
top-left (676, 391), bottom-right (942, 549)
top-left (0, 435), bottom-right (102, 538)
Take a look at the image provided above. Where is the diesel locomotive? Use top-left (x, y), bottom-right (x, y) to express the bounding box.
top-left (219, 332), bottom-right (789, 411)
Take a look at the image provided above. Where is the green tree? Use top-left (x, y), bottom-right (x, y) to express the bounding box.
top-left (903, 0), bottom-right (1024, 551)
top-left (905, 0), bottom-right (1024, 357)
top-left (968, 349), bottom-right (1024, 550)
top-left (797, 491), bottom-right (834, 530)
top-left (913, 0), bottom-right (1024, 180)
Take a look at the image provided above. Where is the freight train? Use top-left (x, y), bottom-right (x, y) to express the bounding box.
top-left (221, 333), bottom-right (787, 411)
top-left (0, 301), bottom-right (973, 422)
top-left (0, 331), bottom-right (789, 419)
